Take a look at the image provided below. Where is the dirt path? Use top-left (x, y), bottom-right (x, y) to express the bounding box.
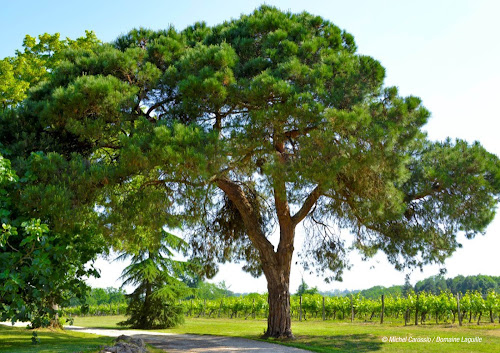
top-left (65, 326), bottom-right (311, 353)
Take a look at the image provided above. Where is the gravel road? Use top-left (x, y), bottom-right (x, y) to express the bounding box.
top-left (65, 326), bottom-right (312, 353)
top-left (1, 322), bottom-right (311, 352)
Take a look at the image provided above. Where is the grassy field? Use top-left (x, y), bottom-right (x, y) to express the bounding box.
top-left (0, 324), bottom-right (111, 353)
top-left (0, 324), bottom-right (166, 353)
top-left (72, 315), bottom-right (500, 353)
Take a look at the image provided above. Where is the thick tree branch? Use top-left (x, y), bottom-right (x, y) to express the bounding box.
top-left (404, 181), bottom-right (443, 203)
top-left (291, 185), bottom-right (323, 226)
top-left (273, 177), bottom-right (294, 259)
top-left (97, 143), bottom-right (120, 149)
top-left (283, 126), bottom-right (318, 139)
top-left (146, 97), bottom-right (175, 117)
top-left (273, 181), bottom-right (291, 224)
top-left (215, 177), bottom-right (277, 264)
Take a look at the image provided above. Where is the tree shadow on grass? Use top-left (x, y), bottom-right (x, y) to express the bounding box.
top-left (277, 333), bottom-right (383, 353)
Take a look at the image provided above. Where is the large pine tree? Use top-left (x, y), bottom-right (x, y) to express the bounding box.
top-left (2, 6), bottom-right (499, 337)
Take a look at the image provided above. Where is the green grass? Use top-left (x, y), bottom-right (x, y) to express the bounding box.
top-left (0, 324), bottom-right (166, 353)
top-left (73, 315), bottom-right (500, 353)
top-left (0, 324), bottom-right (111, 353)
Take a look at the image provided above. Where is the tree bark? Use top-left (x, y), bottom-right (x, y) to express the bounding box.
top-left (263, 216), bottom-right (295, 338)
top-left (265, 271), bottom-right (293, 338)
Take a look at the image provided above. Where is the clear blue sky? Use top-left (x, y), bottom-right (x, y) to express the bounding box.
top-left (2, 0), bottom-right (499, 293)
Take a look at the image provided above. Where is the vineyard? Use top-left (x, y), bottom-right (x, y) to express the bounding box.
top-left (65, 290), bottom-right (500, 325)
top-left (65, 303), bottom-right (128, 317)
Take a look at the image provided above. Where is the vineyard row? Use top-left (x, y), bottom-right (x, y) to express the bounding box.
top-left (64, 290), bottom-right (500, 325)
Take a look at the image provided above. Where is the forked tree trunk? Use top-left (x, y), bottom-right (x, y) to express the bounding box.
top-left (263, 223), bottom-right (295, 338)
top-left (216, 177), bottom-right (320, 339)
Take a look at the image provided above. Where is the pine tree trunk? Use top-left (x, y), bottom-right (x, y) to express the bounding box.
top-left (263, 234), bottom-right (294, 339)
top-left (262, 189), bottom-right (296, 338)
top-left (216, 177), bottom-right (319, 339)
top-left (266, 276), bottom-right (293, 338)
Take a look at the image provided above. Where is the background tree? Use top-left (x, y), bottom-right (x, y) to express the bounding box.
top-left (296, 278), bottom-right (319, 296)
top-left (2, 6), bottom-right (500, 338)
top-left (117, 232), bottom-right (189, 329)
top-left (358, 285), bottom-right (402, 300)
top-left (415, 275), bottom-right (448, 295)
top-left (75, 287), bottom-right (128, 306)
top-left (194, 281), bottom-right (234, 300)
top-left (402, 276), bottom-right (414, 297)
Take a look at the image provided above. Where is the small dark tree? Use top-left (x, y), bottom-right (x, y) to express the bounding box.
top-left (118, 232), bottom-right (188, 329)
top-left (402, 276), bottom-right (413, 297)
top-left (296, 278), bottom-right (318, 296)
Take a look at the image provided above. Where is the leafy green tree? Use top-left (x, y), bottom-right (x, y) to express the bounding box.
top-left (0, 31), bottom-right (105, 328)
top-left (415, 274), bottom-right (500, 295)
top-left (0, 154), bottom-right (101, 328)
top-left (0, 31), bottom-right (100, 110)
top-left (358, 285), bottom-right (402, 300)
top-left (106, 287), bottom-right (128, 305)
top-left (2, 6), bottom-right (500, 337)
top-left (195, 281), bottom-right (234, 300)
top-left (78, 287), bottom-right (127, 306)
top-left (117, 232), bottom-right (189, 329)
top-left (88, 288), bottom-right (108, 306)
top-left (415, 275), bottom-right (447, 295)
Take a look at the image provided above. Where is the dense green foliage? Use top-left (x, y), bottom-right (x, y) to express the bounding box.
top-left (1, 6), bottom-right (497, 277)
top-left (415, 275), bottom-right (500, 295)
top-left (358, 285), bottom-right (403, 300)
top-left (83, 287), bottom-right (127, 306)
top-left (0, 154), bottom-right (101, 328)
top-left (0, 31), bottom-right (105, 328)
top-left (334, 275), bottom-right (500, 299)
top-left (65, 303), bottom-right (128, 317)
top-left (192, 281), bottom-right (234, 300)
top-left (1, 6), bottom-right (499, 336)
top-left (0, 31), bottom-right (100, 110)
